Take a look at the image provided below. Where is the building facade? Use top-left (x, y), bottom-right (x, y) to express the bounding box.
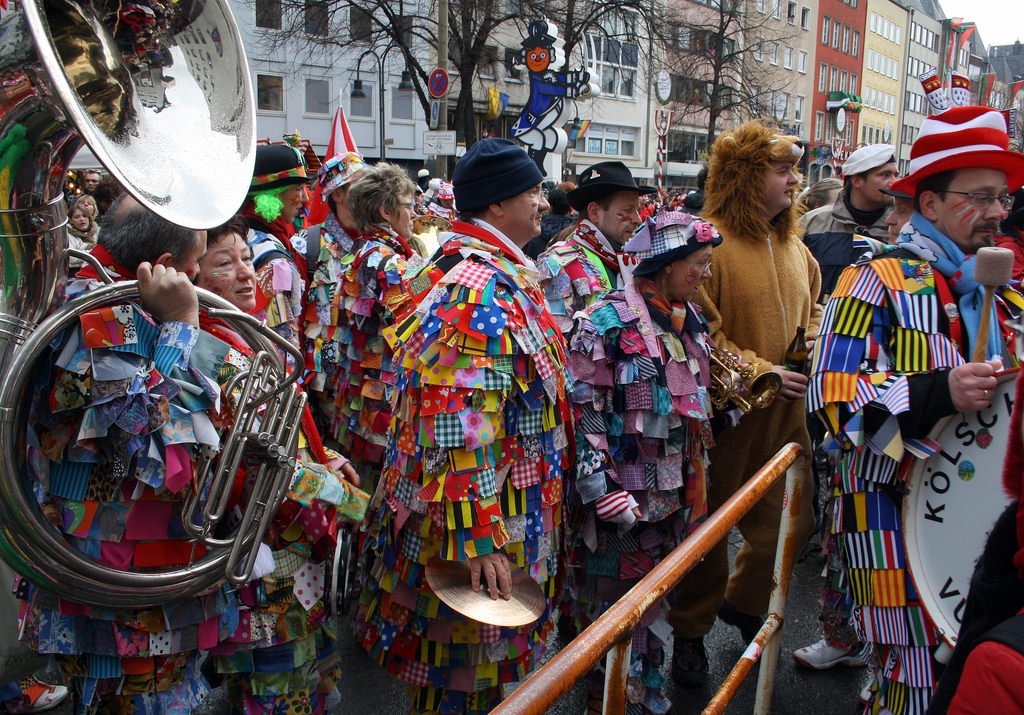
top-left (859, 0), bottom-right (908, 150)
top-left (808, 0), bottom-right (867, 183)
top-left (898, 0), bottom-right (944, 176)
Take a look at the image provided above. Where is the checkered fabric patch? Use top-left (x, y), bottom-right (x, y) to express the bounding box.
top-left (401, 658), bottom-right (430, 686)
top-left (432, 414), bottom-right (465, 448)
top-left (517, 408), bottom-right (544, 435)
top-left (453, 261), bottom-right (495, 292)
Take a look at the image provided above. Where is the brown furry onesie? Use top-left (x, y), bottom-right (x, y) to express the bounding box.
top-left (668, 121), bottom-right (822, 636)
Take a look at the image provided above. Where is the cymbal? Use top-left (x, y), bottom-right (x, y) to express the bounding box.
top-left (424, 557), bottom-right (546, 627)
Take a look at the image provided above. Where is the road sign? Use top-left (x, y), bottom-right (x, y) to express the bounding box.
top-left (423, 130), bottom-right (456, 156)
top-left (429, 100), bottom-right (440, 130)
top-left (428, 68), bottom-right (450, 99)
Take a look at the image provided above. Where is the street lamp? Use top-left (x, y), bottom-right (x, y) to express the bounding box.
top-left (351, 44), bottom-right (411, 162)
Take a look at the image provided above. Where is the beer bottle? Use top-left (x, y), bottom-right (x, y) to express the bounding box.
top-left (784, 326), bottom-right (808, 373)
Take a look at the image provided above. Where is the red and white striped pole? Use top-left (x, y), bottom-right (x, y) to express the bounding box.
top-left (657, 133), bottom-right (665, 196)
top-left (655, 109), bottom-right (672, 197)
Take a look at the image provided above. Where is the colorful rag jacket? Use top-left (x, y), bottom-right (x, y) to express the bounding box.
top-left (304, 218), bottom-right (412, 483)
top-left (537, 220), bottom-right (624, 334)
top-left (426, 203), bottom-right (457, 221)
top-left (566, 286), bottom-right (713, 714)
top-left (201, 317), bottom-right (368, 715)
top-left (354, 221), bottom-right (573, 704)
top-left (248, 228), bottom-right (305, 360)
top-left (807, 236), bottom-right (1023, 714)
top-left (17, 302), bottom-right (237, 715)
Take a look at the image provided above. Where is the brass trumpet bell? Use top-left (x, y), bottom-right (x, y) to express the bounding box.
top-left (708, 347), bottom-right (782, 413)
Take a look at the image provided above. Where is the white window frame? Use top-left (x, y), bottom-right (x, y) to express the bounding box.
top-left (303, 77), bottom-right (331, 116)
top-left (256, 73), bottom-right (285, 113)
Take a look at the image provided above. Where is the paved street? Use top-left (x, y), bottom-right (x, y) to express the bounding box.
top-left (43, 530), bottom-right (870, 714)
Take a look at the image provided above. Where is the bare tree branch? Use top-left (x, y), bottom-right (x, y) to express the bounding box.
top-left (242, 0), bottom-right (666, 148)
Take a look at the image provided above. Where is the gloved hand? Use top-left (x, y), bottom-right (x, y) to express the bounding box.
top-left (595, 490), bottom-right (641, 525)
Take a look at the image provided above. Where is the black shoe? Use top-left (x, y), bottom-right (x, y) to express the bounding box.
top-left (671, 637), bottom-right (708, 687)
top-left (718, 600), bottom-right (763, 643)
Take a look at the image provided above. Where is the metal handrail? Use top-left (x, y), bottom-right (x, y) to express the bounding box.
top-left (493, 442), bottom-right (804, 715)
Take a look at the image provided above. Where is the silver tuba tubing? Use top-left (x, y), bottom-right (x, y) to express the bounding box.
top-left (0, 283), bottom-right (303, 608)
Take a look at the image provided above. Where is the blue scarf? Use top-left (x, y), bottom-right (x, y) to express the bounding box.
top-left (897, 212), bottom-right (1002, 360)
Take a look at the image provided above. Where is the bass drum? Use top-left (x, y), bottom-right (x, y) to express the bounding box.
top-left (903, 368), bottom-right (1017, 648)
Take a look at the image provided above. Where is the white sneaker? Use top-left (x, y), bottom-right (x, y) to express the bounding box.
top-left (792, 639), bottom-right (868, 670)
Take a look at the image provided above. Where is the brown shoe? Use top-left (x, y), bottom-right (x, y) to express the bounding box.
top-left (671, 637), bottom-right (708, 687)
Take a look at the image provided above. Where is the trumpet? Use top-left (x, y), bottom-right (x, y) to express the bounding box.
top-left (709, 346), bottom-right (782, 413)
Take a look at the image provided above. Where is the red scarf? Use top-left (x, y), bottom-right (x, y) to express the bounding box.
top-left (74, 244), bottom-right (134, 282)
top-left (365, 227), bottom-right (413, 260)
top-left (444, 220), bottom-right (526, 265)
top-left (570, 221), bottom-right (622, 275)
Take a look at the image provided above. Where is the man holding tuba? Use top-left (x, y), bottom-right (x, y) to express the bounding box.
top-left (668, 122), bottom-right (822, 687)
top-left (17, 196), bottom-right (242, 712)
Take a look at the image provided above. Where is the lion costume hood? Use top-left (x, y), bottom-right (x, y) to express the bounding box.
top-left (702, 121), bottom-right (803, 243)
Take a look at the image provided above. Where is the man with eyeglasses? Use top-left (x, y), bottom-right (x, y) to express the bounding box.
top-left (354, 139), bottom-right (573, 713)
top-left (805, 106), bottom-right (1024, 713)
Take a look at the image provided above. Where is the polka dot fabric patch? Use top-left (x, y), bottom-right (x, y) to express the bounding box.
top-left (291, 561), bottom-right (324, 611)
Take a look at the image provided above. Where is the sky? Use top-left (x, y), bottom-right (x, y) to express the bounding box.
top-left (937, 0), bottom-right (1024, 48)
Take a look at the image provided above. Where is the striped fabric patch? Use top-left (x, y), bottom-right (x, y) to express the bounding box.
top-left (819, 370), bottom-right (858, 404)
top-left (849, 376), bottom-right (882, 413)
top-left (892, 644), bottom-right (934, 689)
top-left (831, 297), bottom-right (874, 338)
top-left (904, 604), bottom-right (939, 647)
top-left (818, 333), bottom-right (866, 374)
top-left (926, 332), bottom-right (964, 369)
top-left (871, 568), bottom-right (907, 607)
top-left (855, 604), bottom-right (910, 645)
top-left (870, 257), bottom-right (907, 292)
top-left (892, 291), bottom-right (939, 333)
top-left (843, 529), bottom-right (905, 569)
top-left (892, 327), bottom-right (929, 372)
top-left (877, 376), bottom-right (911, 414)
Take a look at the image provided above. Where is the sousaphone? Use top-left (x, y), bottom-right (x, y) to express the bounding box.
top-left (0, 0), bottom-right (293, 608)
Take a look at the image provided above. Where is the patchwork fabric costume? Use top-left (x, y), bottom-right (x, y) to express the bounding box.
top-left (807, 220), bottom-right (1024, 714)
top-left (538, 219), bottom-right (626, 334)
top-left (354, 220), bottom-right (572, 714)
top-left (202, 316), bottom-right (369, 714)
top-left (568, 278), bottom-right (713, 713)
top-left (304, 215), bottom-right (413, 487)
top-left (248, 226), bottom-right (305, 358)
top-left (16, 291), bottom-right (237, 714)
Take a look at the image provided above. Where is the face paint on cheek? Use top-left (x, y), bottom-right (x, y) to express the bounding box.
top-left (951, 199), bottom-right (979, 226)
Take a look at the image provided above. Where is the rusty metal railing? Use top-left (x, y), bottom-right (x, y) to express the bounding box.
top-left (492, 442), bottom-right (805, 715)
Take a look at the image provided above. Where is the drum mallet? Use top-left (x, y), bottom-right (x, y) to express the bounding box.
top-left (971, 246), bottom-right (1016, 362)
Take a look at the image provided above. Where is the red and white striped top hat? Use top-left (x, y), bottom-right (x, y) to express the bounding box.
top-left (891, 106), bottom-right (1024, 195)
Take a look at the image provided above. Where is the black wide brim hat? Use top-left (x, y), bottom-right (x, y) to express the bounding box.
top-left (250, 144), bottom-right (310, 193)
top-left (568, 160), bottom-right (655, 212)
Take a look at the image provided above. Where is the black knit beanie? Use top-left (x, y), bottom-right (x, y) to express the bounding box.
top-left (453, 139), bottom-right (543, 212)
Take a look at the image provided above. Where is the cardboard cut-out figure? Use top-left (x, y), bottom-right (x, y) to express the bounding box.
top-left (511, 19), bottom-right (595, 171)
